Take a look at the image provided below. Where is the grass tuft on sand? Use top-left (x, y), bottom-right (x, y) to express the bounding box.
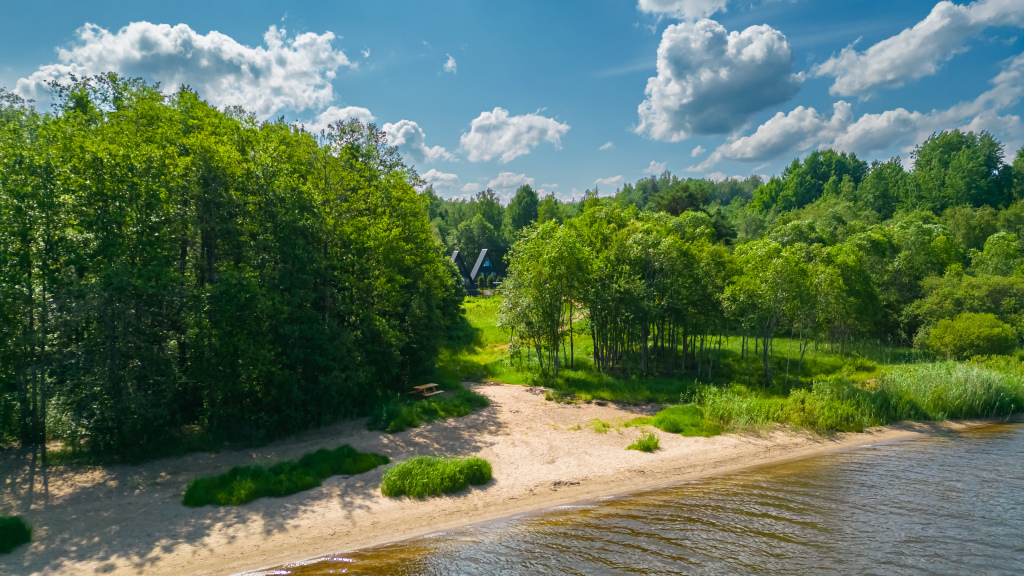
top-left (627, 431), bottom-right (660, 452)
top-left (381, 455), bottom-right (492, 498)
top-left (0, 516), bottom-right (31, 554)
top-left (182, 445), bottom-right (388, 507)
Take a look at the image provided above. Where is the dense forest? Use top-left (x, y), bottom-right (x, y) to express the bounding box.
top-left (431, 132), bottom-right (1024, 388)
top-left (0, 77), bottom-right (465, 459)
top-left (3, 74), bottom-right (1024, 460)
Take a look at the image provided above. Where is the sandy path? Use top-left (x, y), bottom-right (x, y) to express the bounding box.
top-left (0, 383), bottom-right (997, 576)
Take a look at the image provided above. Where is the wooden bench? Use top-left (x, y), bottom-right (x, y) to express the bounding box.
top-left (412, 383), bottom-right (444, 398)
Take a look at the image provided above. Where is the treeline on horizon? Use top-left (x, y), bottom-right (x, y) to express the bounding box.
top-left (430, 130), bottom-right (1024, 385)
top-left (0, 77), bottom-right (465, 459)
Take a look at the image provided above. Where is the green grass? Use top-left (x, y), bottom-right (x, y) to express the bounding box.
top-left (182, 445), bottom-right (389, 507)
top-left (627, 404), bottom-right (722, 437)
top-left (696, 360), bottom-right (1024, 434)
top-left (446, 297), bottom-right (1024, 437)
top-left (627, 431), bottom-right (660, 452)
top-left (368, 385), bottom-right (490, 433)
top-left (0, 516), bottom-right (31, 554)
top-left (380, 455), bottom-right (492, 498)
top-left (442, 297), bottom-right (911, 406)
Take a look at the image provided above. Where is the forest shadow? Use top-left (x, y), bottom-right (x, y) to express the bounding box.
top-left (0, 397), bottom-right (507, 575)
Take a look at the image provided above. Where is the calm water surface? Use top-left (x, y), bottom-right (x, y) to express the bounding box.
top-left (268, 424), bottom-right (1024, 575)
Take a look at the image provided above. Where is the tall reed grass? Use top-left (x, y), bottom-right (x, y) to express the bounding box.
top-left (697, 360), bottom-right (1024, 434)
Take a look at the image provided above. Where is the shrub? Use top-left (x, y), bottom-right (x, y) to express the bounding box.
top-left (182, 445), bottom-right (388, 507)
top-left (627, 431), bottom-right (660, 452)
top-left (0, 516), bottom-right (31, 554)
top-left (926, 313), bottom-right (1018, 359)
top-left (380, 455), bottom-right (492, 498)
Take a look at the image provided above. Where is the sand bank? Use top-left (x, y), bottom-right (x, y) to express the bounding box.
top-left (0, 383), bottom-right (998, 576)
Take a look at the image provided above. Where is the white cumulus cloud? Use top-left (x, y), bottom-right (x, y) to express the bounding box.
top-left (382, 119), bottom-right (455, 164)
top-left (16, 22), bottom-right (354, 117)
top-left (594, 175), bottom-right (625, 189)
top-left (813, 0), bottom-right (1024, 97)
top-left (636, 19), bottom-right (802, 142)
top-left (599, 141), bottom-right (615, 150)
top-left (304, 105), bottom-right (375, 133)
top-left (460, 107), bottom-right (571, 163)
top-left (695, 52), bottom-right (1024, 171)
top-left (691, 145), bottom-right (705, 157)
top-left (421, 169), bottom-right (460, 191)
top-left (444, 54), bottom-right (457, 74)
top-left (486, 172), bottom-right (536, 201)
top-left (643, 161), bottom-right (667, 174)
top-left (637, 0), bottom-right (729, 21)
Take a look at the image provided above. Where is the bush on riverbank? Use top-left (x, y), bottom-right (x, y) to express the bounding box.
top-left (182, 445), bottom-right (388, 507)
top-left (627, 431), bottom-right (660, 452)
top-left (380, 455), bottom-right (492, 498)
top-left (0, 516), bottom-right (31, 554)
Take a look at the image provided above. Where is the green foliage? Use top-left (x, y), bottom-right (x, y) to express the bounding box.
top-left (367, 385), bottom-right (490, 433)
top-left (913, 130), bottom-right (1005, 211)
top-left (973, 231), bottom-right (1023, 275)
top-left (182, 445), bottom-right (388, 507)
top-left (627, 431), bottom-right (660, 452)
top-left (0, 516), bottom-right (32, 554)
top-left (629, 404), bottom-right (721, 437)
top-left (926, 313), bottom-right (1018, 359)
top-left (0, 75), bottom-right (464, 458)
top-left (698, 360), bottom-right (1024, 433)
top-left (380, 455), bottom-right (492, 498)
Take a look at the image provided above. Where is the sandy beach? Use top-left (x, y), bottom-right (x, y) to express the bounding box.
top-left (0, 382), bottom-right (997, 576)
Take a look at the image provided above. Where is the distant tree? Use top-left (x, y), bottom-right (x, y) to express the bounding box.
top-left (973, 232), bottom-right (1023, 276)
top-left (504, 184), bottom-right (539, 237)
top-left (650, 180), bottom-right (709, 216)
top-left (913, 130), bottom-right (1003, 211)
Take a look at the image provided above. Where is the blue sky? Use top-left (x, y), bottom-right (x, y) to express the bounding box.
top-left (2, 0), bottom-right (1023, 201)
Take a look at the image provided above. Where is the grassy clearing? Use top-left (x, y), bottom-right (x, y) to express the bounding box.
top-left (627, 431), bottom-right (660, 452)
top-left (0, 516), bottom-right (31, 554)
top-left (380, 455), bottom-right (492, 498)
top-left (442, 297), bottom-right (913, 406)
top-left (182, 445), bottom-right (388, 507)
top-left (449, 297), bottom-right (1024, 436)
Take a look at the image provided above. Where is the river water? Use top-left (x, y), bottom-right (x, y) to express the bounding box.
top-left (268, 423), bottom-right (1024, 575)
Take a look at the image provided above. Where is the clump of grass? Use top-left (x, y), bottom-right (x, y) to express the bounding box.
top-left (380, 455), bottom-right (492, 498)
top-left (629, 404), bottom-right (722, 437)
top-left (0, 516), bottom-right (31, 554)
top-left (588, 419), bottom-right (612, 433)
top-left (182, 445), bottom-right (388, 507)
top-left (627, 431), bottom-right (660, 452)
top-left (368, 385), bottom-right (490, 433)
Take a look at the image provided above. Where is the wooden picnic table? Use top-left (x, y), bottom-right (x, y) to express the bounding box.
top-left (412, 383), bottom-right (444, 398)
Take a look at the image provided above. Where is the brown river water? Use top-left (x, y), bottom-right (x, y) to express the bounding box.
top-left (255, 423), bottom-right (1024, 575)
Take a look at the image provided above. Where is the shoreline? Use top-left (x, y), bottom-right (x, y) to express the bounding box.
top-left (1, 383), bottom-right (1017, 576)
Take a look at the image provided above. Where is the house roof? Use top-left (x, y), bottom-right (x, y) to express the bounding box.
top-left (470, 248), bottom-right (489, 279)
